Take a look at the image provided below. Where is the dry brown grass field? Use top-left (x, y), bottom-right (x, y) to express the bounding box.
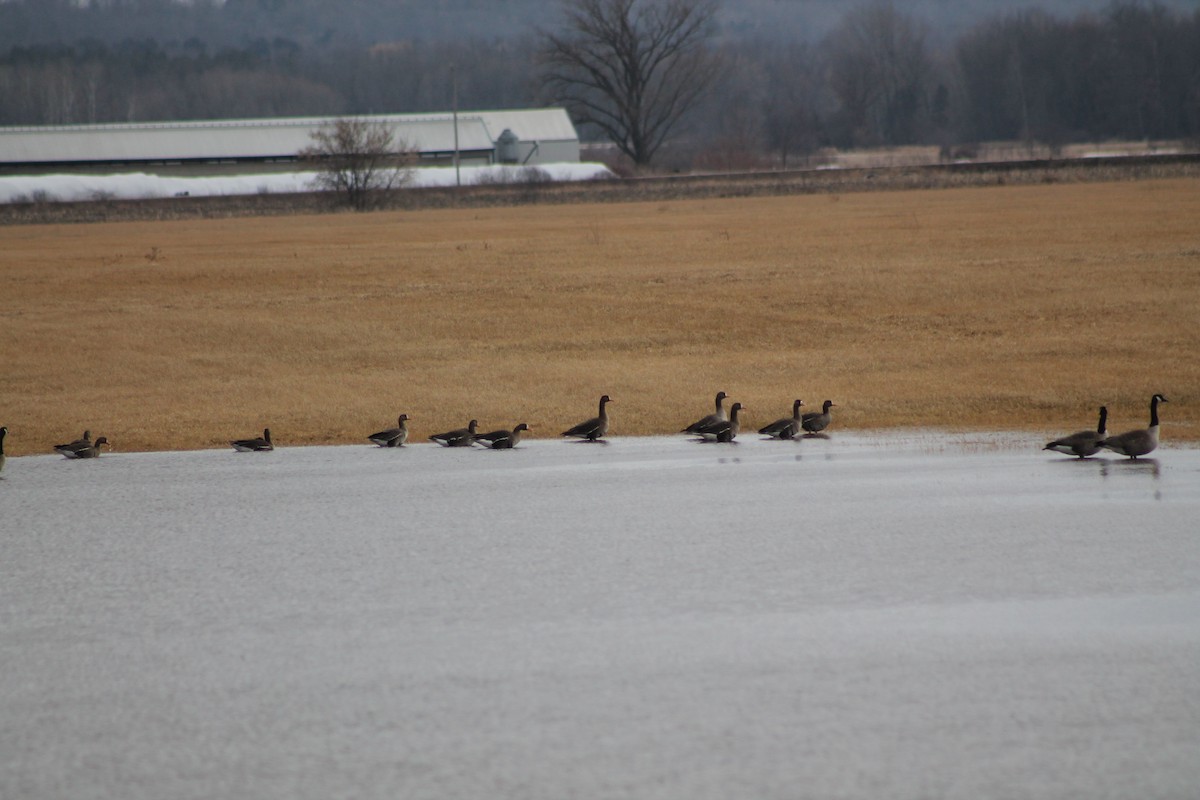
top-left (2, 177), bottom-right (1198, 456)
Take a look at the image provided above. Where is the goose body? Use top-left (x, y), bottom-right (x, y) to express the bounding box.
top-left (1044, 406), bottom-right (1108, 458)
top-left (231, 428), bottom-right (273, 452)
top-left (759, 399), bottom-right (805, 439)
top-left (430, 419), bottom-right (478, 447)
top-left (475, 423), bottom-right (529, 449)
top-left (694, 403), bottom-right (744, 442)
top-left (53, 430), bottom-right (91, 451)
top-left (1099, 394), bottom-right (1167, 459)
top-left (801, 400), bottom-right (836, 434)
top-left (368, 414), bottom-right (410, 447)
top-left (562, 395), bottom-right (612, 441)
top-left (682, 391), bottom-right (728, 435)
top-left (58, 436), bottom-right (108, 458)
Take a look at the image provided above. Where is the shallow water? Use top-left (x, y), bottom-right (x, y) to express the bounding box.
top-left (3, 432), bottom-right (1199, 800)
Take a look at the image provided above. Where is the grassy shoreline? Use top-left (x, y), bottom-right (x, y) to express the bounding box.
top-left (3, 177), bottom-right (1197, 456)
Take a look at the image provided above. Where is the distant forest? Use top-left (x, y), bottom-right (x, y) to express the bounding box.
top-left (2, 0), bottom-right (1198, 168)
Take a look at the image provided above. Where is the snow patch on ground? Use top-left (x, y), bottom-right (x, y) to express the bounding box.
top-left (0, 162), bottom-right (614, 203)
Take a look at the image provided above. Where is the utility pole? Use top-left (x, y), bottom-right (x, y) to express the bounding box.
top-left (451, 64), bottom-right (461, 188)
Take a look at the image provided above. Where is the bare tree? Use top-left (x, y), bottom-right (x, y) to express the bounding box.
top-left (300, 117), bottom-right (412, 211)
top-left (539, 0), bottom-right (721, 167)
top-left (824, 2), bottom-right (931, 147)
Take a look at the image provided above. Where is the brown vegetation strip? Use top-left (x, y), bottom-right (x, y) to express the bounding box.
top-left (2, 178), bottom-right (1198, 455)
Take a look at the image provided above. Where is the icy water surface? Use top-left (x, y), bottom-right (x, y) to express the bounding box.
top-left (3, 432), bottom-right (1199, 800)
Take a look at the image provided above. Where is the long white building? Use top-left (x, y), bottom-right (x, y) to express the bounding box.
top-left (0, 108), bottom-right (580, 173)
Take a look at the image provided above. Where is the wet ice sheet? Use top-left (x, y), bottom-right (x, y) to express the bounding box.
top-left (3, 432), bottom-right (1199, 800)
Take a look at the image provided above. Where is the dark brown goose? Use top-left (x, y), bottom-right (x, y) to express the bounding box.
top-left (801, 400), bottom-right (836, 434)
top-left (759, 399), bottom-right (805, 439)
top-left (1099, 394), bottom-right (1168, 459)
top-left (694, 403), bottom-right (744, 442)
top-left (231, 428), bottom-right (273, 452)
top-left (1044, 406), bottom-right (1108, 458)
top-left (682, 391), bottom-right (728, 435)
top-left (474, 423), bottom-right (530, 449)
top-left (430, 419), bottom-right (478, 447)
top-left (368, 414), bottom-right (410, 447)
top-left (562, 395), bottom-right (612, 441)
top-left (59, 436), bottom-right (108, 458)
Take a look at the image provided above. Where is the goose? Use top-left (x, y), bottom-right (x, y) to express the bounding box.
top-left (1044, 406), bottom-right (1108, 458)
top-left (759, 399), bottom-right (805, 439)
top-left (59, 436), bottom-right (108, 459)
top-left (681, 391), bottom-right (728, 435)
top-left (801, 400), bottom-right (836, 434)
top-left (475, 423), bottom-right (530, 449)
top-left (231, 428), bottom-right (273, 452)
top-left (430, 419), bottom-right (478, 447)
top-left (694, 403), bottom-right (745, 442)
top-left (562, 395), bottom-right (612, 441)
top-left (0, 426), bottom-right (7, 475)
top-left (53, 429), bottom-right (91, 451)
top-left (1099, 394), bottom-right (1168, 459)
top-left (368, 414), bottom-right (410, 447)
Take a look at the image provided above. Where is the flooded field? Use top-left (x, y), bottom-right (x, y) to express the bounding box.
top-left (3, 431), bottom-right (1199, 799)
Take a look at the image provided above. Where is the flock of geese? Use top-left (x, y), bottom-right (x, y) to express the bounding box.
top-left (1041, 393), bottom-right (1168, 459)
top-left (0, 392), bottom-right (1170, 477)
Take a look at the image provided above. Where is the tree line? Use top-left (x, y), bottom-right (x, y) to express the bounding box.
top-left (1, 0), bottom-right (1197, 169)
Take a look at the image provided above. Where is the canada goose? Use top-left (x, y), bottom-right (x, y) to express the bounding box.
top-left (475, 423), bottom-right (530, 449)
top-left (0, 426), bottom-right (7, 475)
top-left (682, 391), bottom-right (728, 435)
top-left (562, 395), bottom-right (612, 441)
top-left (59, 436), bottom-right (108, 459)
top-left (430, 419), bottom-right (478, 447)
top-left (694, 403), bottom-right (745, 442)
top-left (368, 414), bottom-right (410, 447)
top-left (52, 429), bottom-right (91, 451)
top-left (1044, 406), bottom-right (1108, 458)
top-left (231, 428), bottom-right (273, 452)
top-left (801, 400), bottom-right (836, 434)
top-left (759, 399), bottom-right (805, 439)
top-left (1099, 394), bottom-right (1168, 459)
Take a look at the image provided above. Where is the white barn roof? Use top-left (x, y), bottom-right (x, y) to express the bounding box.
top-left (0, 108), bottom-right (579, 168)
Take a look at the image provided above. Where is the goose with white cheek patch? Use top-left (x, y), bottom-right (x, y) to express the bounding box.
top-left (1044, 406), bottom-right (1107, 458)
top-left (1099, 394), bottom-right (1168, 459)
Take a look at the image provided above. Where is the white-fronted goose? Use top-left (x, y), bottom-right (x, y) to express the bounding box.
top-left (231, 428), bottom-right (273, 452)
top-left (59, 436), bottom-right (108, 458)
top-left (759, 399), bottom-right (805, 439)
top-left (475, 423), bottom-right (530, 449)
top-left (682, 391), bottom-right (728, 435)
top-left (562, 395), bottom-right (612, 441)
top-left (1099, 394), bottom-right (1168, 459)
top-left (368, 414), bottom-right (410, 447)
top-left (430, 419), bottom-right (478, 447)
top-left (1044, 406), bottom-right (1108, 458)
top-left (694, 403), bottom-right (744, 442)
top-left (801, 400), bottom-right (835, 434)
